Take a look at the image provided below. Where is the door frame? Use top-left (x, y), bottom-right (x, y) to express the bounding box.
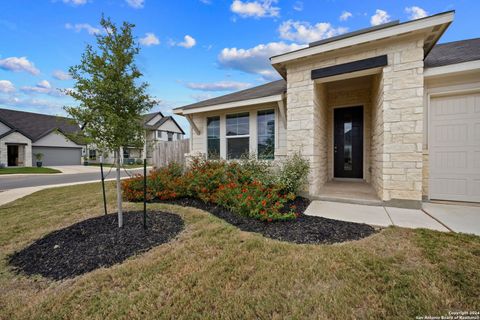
top-left (330, 103), bottom-right (367, 180)
top-left (427, 85), bottom-right (480, 201)
top-left (7, 145), bottom-right (19, 167)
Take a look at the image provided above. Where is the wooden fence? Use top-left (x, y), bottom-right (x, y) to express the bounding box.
top-left (152, 139), bottom-right (190, 168)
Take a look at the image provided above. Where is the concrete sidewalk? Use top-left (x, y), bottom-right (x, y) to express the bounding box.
top-left (305, 200), bottom-right (480, 235)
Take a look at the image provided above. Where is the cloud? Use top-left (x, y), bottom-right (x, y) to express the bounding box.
top-left (405, 6), bottom-right (427, 20)
top-left (126, 0), bottom-right (144, 8)
top-left (139, 33), bottom-right (160, 46)
top-left (52, 70), bottom-right (72, 80)
top-left (65, 23), bottom-right (101, 35)
top-left (0, 80), bottom-right (15, 93)
top-left (293, 1), bottom-right (303, 11)
top-left (190, 93), bottom-right (216, 101)
top-left (186, 81), bottom-right (252, 91)
top-left (21, 80), bottom-right (64, 97)
top-left (230, 0), bottom-right (280, 18)
top-left (0, 56), bottom-right (40, 75)
top-left (370, 9), bottom-right (391, 26)
top-left (62, 0), bottom-right (87, 5)
top-left (218, 41), bottom-right (305, 80)
top-left (199, 0), bottom-right (211, 4)
top-left (278, 20), bottom-right (348, 44)
top-left (339, 11), bottom-right (352, 21)
top-left (0, 95), bottom-right (66, 114)
top-left (177, 35), bottom-right (196, 48)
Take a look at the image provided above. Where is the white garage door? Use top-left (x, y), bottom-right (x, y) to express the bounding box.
top-left (429, 92), bottom-right (480, 202)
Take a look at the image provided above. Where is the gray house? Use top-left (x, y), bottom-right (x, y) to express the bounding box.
top-left (0, 108), bottom-right (85, 167)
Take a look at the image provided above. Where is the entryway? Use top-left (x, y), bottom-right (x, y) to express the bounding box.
top-left (7, 145), bottom-right (19, 166)
top-left (334, 106), bottom-right (363, 178)
top-left (316, 180), bottom-right (381, 205)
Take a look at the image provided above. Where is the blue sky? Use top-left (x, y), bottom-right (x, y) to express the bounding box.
top-left (0, 0), bottom-right (478, 134)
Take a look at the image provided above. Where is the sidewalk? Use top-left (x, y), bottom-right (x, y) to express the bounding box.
top-left (305, 200), bottom-right (480, 235)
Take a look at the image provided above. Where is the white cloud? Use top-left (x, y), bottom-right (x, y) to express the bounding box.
top-left (62, 0), bottom-right (87, 5)
top-left (0, 57), bottom-right (40, 75)
top-left (293, 1), bottom-right (303, 11)
top-left (65, 23), bottom-right (101, 35)
top-left (405, 6), bottom-right (427, 20)
top-left (177, 35), bottom-right (196, 48)
top-left (218, 41), bottom-right (306, 80)
top-left (0, 80), bottom-right (15, 93)
top-left (190, 93), bottom-right (216, 101)
top-left (370, 9), bottom-right (391, 26)
top-left (52, 70), bottom-right (72, 80)
top-left (126, 0), bottom-right (144, 8)
top-left (139, 33), bottom-right (160, 46)
top-left (21, 80), bottom-right (63, 96)
top-left (278, 20), bottom-right (348, 44)
top-left (186, 81), bottom-right (252, 91)
top-left (339, 11), bottom-right (352, 21)
top-left (230, 0), bottom-right (280, 18)
top-left (199, 0), bottom-right (211, 4)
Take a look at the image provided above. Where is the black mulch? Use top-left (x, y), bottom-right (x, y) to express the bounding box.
top-left (8, 211), bottom-right (184, 280)
top-left (155, 197), bottom-right (376, 245)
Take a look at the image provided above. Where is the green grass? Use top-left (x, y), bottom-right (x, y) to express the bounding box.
top-left (0, 182), bottom-right (479, 319)
top-left (0, 167), bottom-right (61, 174)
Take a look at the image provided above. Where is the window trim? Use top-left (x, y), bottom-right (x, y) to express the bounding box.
top-left (225, 112), bottom-right (250, 159)
top-left (257, 108), bottom-right (276, 160)
top-left (206, 116), bottom-right (221, 159)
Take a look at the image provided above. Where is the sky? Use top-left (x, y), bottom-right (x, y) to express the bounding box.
top-left (0, 0), bottom-right (478, 134)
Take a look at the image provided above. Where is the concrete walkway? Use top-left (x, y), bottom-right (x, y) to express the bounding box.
top-left (305, 200), bottom-right (480, 235)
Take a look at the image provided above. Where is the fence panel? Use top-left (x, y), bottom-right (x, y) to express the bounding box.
top-left (152, 139), bottom-right (189, 167)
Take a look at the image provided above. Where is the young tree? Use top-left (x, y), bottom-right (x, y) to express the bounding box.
top-left (65, 16), bottom-right (156, 227)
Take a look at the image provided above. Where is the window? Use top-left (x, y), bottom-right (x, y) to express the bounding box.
top-left (123, 148), bottom-right (130, 159)
top-left (89, 149), bottom-right (96, 160)
top-left (226, 112), bottom-right (249, 159)
top-left (157, 131), bottom-right (162, 139)
top-left (207, 116), bottom-right (220, 159)
top-left (167, 132), bottom-right (173, 141)
top-left (177, 133), bottom-right (182, 140)
top-left (257, 110), bottom-right (275, 160)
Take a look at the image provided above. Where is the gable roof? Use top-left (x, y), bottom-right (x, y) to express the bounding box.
top-left (142, 111), bottom-right (164, 124)
top-left (174, 80), bottom-right (286, 113)
top-left (0, 108), bottom-right (82, 143)
top-left (425, 38), bottom-right (480, 68)
top-left (144, 115), bottom-right (185, 134)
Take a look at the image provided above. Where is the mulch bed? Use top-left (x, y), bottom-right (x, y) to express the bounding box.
top-left (156, 197), bottom-right (376, 244)
top-left (8, 211), bottom-right (184, 281)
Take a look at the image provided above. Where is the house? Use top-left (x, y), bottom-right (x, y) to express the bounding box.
top-left (86, 111), bottom-right (186, 165)
top-left (174, 11), bottom-right (480, 208)
top-left (0, 108), bottom-right (85, 167)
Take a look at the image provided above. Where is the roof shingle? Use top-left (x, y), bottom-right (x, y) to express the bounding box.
top-left (425, 38), bottom-right (480, 68)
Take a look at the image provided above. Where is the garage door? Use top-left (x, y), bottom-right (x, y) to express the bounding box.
top-left (429, 92), bottom-right (480, 202)
top-left (32, 147), bottom-right (82, 166)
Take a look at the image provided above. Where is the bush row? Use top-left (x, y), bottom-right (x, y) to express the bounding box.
top-left (122, 154), bottom-right (310, 222)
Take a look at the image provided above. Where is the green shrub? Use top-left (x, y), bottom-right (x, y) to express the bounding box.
top-left (276, 153), bottom-right (310, 194)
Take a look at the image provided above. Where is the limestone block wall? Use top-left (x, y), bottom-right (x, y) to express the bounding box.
top-left (0, 132), bottom-right (32, 167)
top-left (371, 74), bottom-right (385, 199)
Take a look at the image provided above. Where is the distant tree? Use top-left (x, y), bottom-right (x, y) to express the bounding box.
top-left (65, 16), bottom-right (156, 227)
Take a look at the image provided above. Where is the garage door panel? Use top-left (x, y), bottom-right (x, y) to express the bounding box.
top-left (32, 147), bottom-right (81, 166)
top-left (429, 92), bottom-right (480, 202)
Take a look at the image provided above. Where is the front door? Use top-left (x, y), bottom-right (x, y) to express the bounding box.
top-left (334, 106), bottom-right (363, 178)
top-left (7, 145), bottom-right (19, 166)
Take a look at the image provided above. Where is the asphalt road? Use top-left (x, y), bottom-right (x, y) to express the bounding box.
top-left (0, 169), bottom-right (144, 191)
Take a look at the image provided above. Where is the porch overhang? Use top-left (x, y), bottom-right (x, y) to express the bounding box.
top-left (311, 55), bottom-right (388, 81)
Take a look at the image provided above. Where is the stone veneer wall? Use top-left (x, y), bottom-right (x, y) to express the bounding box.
top-left (0, 132), bottom-right (32, 167)
top-left (286, 35), bottom-right (425, 205)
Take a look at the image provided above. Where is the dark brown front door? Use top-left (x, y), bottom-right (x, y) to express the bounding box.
top-left (334, 106), bottom-right (363, 178)
top-left (7, 145), bottom-right (19, 166)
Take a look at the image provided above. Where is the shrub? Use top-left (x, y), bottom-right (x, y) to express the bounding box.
top-left (276, 153), bottom-right (310, 194)
top-left (135, 158), bottom-right (143, 165)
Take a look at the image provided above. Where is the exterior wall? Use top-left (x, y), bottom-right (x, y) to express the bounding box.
top-left (188, 102), bottom-right (287, 160)
top-left (285, 34), bottom-right (425, 205)
top-left (146, 114), bottom-right (163, 126)
top-left (157, 119), bottom-right (184, 134)
top-left (0, 131), bottom-right (32, 167)
top-left (32, 131), bottom-right (82, 148)
top-left (371, 74), bottom-right (385, 198)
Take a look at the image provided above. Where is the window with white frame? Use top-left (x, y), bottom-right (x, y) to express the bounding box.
top-left (226, 112), bottom-right (249, 159)
top-left (207, 116), bottom-right (220, 159)
top-left (167, 132), bottom-right (173, 141)
top-left (157, 130), bottom-right (162, 139)
top-left (257, 109), bottom-right (275, 160)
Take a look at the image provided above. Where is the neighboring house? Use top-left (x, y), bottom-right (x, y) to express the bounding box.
top-left (0, 108), bottom-right (85, 167)
top-left (174, 11), bottom-right (480, 207)
top-left (87, 111), bottom-right (186, 165)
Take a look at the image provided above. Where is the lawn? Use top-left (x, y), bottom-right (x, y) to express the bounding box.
top-left (0, 167), bottom-right (61, 174)
top-left (0, 183), bottom-right (479, 319)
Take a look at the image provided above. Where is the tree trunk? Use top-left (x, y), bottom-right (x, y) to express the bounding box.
top-left (116, 149), bottom-right (123, 228)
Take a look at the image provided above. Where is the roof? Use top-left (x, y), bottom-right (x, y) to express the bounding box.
top-left (144, 115), bottom-right (186, 134)
top-left (425, 38), bottom-right (480, 68)
top-left (174, 79), bottom-right (286, 112)
top-left (142, 111), bottom-right (164, 124)
top-left (0, 108), bottom-right (83, 143)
